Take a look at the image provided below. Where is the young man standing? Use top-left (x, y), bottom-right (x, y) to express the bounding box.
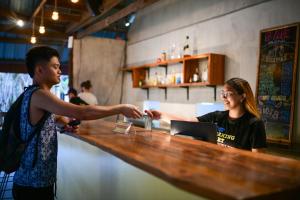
top-left (12, 46), bottom-right (142, 200)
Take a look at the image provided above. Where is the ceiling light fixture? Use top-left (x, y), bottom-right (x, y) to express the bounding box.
top-left (124, 14), bottom-right (136, 27)
top-left (16, 19), bottom-right (24, 27)
top-left (39, 6), bottom-right (45, 34)
top-left (52, 0), bottom-right (59, 21)
top-left (31, 19), bottom-right (36, 44)
top-left (71, 0), bottom-right (79, 3)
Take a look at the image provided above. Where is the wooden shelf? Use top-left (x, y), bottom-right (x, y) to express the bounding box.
top-left (140, 82), bottom-right (210, 89)
top-left (123, 53), bottom-right (225, 100)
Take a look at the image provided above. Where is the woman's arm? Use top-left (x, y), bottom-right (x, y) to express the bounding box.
top-left (145, 110), bottom-right (197, 124)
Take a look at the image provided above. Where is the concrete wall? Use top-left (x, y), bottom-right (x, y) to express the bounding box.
top-left (72, 37), bottom-right (126, 120)
top-left (123, 0), bottom-right (300, 144)
top-left (73, 37), bottom-right (125, 106)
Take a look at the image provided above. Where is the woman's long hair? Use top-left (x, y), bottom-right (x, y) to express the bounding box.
top-left (225, 78), bottom-right (260, 118)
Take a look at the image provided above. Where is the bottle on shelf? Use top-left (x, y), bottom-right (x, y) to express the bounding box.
top-left (201, 67), bottom-right (208, 82)
top-left (170, 44), bottom-right (176, 59)
top-left (161, 50), bottom-right (167, 61)
top-left (183, 35), bottom-right (191, 57)
top-left (192, 67), bottom-right (200, 82)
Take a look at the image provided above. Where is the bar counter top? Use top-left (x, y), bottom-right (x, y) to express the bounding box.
top-left (67, 119), bottom-right (300, 200)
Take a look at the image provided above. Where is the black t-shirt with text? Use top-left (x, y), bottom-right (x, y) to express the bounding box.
top-left (197, 111), bottom-right (267, 150)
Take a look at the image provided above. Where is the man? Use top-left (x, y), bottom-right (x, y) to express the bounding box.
top-left (12, 46), bottom-right (142, 200)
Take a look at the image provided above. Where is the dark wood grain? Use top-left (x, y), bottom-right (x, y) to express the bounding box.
top-left (66, 120), bottom-right (300, 200)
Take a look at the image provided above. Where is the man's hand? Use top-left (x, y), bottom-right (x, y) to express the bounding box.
top-left (145, 110), bottom-right (161, 120)
top-left (63, 124), bottom-right (79, 133)
top-left (120, 104), bottom-right (143, 119)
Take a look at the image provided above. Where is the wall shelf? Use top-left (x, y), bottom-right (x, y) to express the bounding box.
top-left (123, 53), bottom-right (225, 100)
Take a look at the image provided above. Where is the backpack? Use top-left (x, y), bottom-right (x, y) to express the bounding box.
top-left (0, 86), bottom-right (50, 174)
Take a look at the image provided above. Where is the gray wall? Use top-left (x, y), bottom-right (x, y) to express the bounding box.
top-left (123, 0), bottom-right (300, 144)
top-left (73, 37), bottom-right (125, 106)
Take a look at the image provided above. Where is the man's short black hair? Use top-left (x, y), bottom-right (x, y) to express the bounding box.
top-left (26, 46), bottom-right (60, 78)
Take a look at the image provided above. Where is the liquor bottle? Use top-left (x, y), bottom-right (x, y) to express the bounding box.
top-left (193, 68), bottom-right (200, 82)
top-left (201, 67), bottom-right (208, 82)
top-left (183, 35), bottom-right (191, 57)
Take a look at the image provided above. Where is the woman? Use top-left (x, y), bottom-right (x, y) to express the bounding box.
top-left (146, 78), bottom-right (266, 152)
top-left (78, 80), bottom-right (98, 105)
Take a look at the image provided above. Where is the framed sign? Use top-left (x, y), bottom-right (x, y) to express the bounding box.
top-left (256, 23), bottom-right (299, 144)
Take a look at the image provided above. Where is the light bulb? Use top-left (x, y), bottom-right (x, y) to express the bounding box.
top-left (16, 19), bottom-right (24, 27)
top-left (30, 36), bottom-right (36, 44)
top-left (125, 22), bottom-right (130, 27)
top-left (39, 26), bottom-right (45, 34)
top-left (71, 0), bottom-right (79, 3)
top-left (52, 11), bottom-right (59, 20)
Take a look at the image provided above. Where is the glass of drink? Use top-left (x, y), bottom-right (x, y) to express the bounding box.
top-left (144, 115), bottom-right (152, 131)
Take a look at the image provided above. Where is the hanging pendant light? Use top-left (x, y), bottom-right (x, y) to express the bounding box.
top-left (39, 6), bottom-right (45, 34)
top-left (31, 19), bottom-right (36, 44)
top-left (16, 19), bottom-right (24, 27)
top-left (52, 0), bottom-right (59, 21)
top-left (71, 0), bottom-right (79, 3)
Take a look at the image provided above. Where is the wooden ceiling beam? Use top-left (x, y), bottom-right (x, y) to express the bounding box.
top-left (34, 21), bottom-right (66, 33)
top-left (40, 9), bottom-right (82, 22)
top-left (77, 0), bottom-right (159, 38)
top-left (30, 0), bottom-right (47, 21)
top-left (45, 0), bottom-right (87, 11)
top-left (0, 61), bottom-right (69, 75)
top-left (65, 12), bottom-right (92, 34)
top-left (0, 36), bottom-right (65, 46)
top-left (0, 27), bottom-right (67, 40)
top-left (66, 0), bottom-right (123, 34)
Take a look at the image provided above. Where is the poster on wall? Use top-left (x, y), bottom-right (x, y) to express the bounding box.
top-left (256, 23), bottom-right (299, 144)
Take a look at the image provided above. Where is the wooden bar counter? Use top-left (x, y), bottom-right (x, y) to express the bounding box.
top-left (64, 120), bottom-right (300, 200)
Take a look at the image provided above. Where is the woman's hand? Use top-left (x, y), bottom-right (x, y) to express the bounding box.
top-left (145, 110), bottom-right (161, 120)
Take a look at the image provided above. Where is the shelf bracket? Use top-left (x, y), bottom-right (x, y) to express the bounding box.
top-left (147, 88), bottom-right (149, 99)
top-left (207, 85), bottom-right (217, 101)
top-left (158, 87), bottom-right (167, 100)
top-left (164, 88), bottom-right (167, 100)
top-left (214, 86), bottom-right (217, 101)
top-left (180, 86), bottom-right (189, 100)
top-left (142, 88), bottom-right (150, 99)
top-left (187, 87), bottom-right (189, 100)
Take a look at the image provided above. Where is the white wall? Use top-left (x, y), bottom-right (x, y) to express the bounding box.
top-left (123, 0), bottom-right (300, 144)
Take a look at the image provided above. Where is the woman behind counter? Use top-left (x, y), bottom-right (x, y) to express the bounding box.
top-left (146, 77), bottom-right (267, 152)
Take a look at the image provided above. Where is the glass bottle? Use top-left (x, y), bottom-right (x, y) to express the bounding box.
top-left (193, 67), bottom-right (200, 82)
top-left (183, 35), bottom-right (191, 57)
